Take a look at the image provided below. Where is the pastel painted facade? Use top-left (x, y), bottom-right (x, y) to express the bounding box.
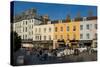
top-left (13, 8), bottom-right (44, 48)
top-left (79, 17), bottom-right (97, 47)
top-left (13, 19), bottom-right (42, 40)
top-left (33, 22), bottom-right (55, 49)
top-left (54, 21), bottom-right (67, 41)
top-left (65, 21), bottom-right (80, 40)
top-left (53, 20), bottom-right (80, 48)
top-left (65, 21), bottom-right (80, 48)
top-left (33, 22), bottom-right (54, 41)
top-left (13, 8), bottom-right (42, 40)
top-left (80, 18), bottom-right (97, 40)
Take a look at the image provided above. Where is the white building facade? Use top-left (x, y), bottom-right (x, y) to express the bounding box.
top-left (33, 22), bottom-right (55, 49)
top-left (79, 17), bottom-right (97, 47)
top-left (13, 18), bottom-right (42, 40)
top-left (13, 8), bottom-right (43, 48)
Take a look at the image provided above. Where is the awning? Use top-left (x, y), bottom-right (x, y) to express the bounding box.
top-left (33, 40), bottom-right (53, 44)
top-left (58, 42), bottom-right (65, 44)
top-left (79, 40), bottom-right (92, 43)
top-left (70, 40), bottom-right (79, 42)
top-left (22, 44), bottom-right (33, 48)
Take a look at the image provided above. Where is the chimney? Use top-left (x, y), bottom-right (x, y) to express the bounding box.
top-left (43, 14), bottom-right (49, 24)
top-left (47, 21), bottom-right (51, 24)
top-left (83, 17), bottom-right (87, 21)
top-left (58, 20), bottom-right (62, 23)
top-left (71, 19), bottom-right (74, 22)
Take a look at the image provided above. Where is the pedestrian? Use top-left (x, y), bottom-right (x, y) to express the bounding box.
top-left (89, 48), bottom-right (92, 55)
top-left (39, 50), bottom-right (42, 55)
top-left (43, 50), bottom-right (48, 61)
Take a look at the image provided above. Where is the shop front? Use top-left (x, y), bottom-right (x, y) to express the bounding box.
top-left (57, 39), bottom-right (66, 48)
top-left (79, 40), bottom-right (92, 47)
top-left (70, 40), bottom-right (79, 48)
top-left (33, 40), bottom-right (53, 49)
top-left (21, 39), bottom-right (33, 51)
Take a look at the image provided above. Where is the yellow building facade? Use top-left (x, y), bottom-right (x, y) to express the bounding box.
top-left (54, 21), bottom-right (80, 48)
top-left (65, 21), bottom-right (80, 40)
top-left (54, 23), bottom-right (66, 41)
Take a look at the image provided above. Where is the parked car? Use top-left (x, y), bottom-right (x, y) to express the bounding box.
top-left (57, 50), bottom-right (65, 57)
top-left (76, 47), bottom-right (87, 53)
top-left (63, 49), bottom-right (73, 56)
top-left (91, 48), bottom-right (97, 52)
top-left (56, 47), bottom-right (65, 57)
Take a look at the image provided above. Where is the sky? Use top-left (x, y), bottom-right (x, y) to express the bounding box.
top-left (12, 1), bottom-right (97, 20)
